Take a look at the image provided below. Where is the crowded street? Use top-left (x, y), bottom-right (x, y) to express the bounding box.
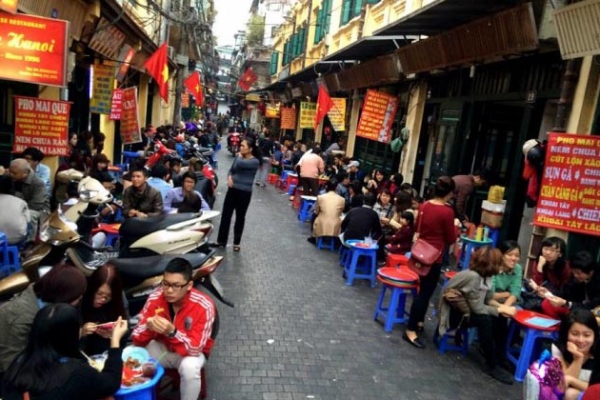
top-left (203, 146), bottom-right (521, 400)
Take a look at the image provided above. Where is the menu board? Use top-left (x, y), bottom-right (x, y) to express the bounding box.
top-left (280, 107), bottom-right (297, 130)
top-left (119, 87), bottom-right (141, 144)
top-left (356, 89), bottom-right (398, 143)
top-left (299, 102), bottom-right (316, 129)
top-left (109, 89), bottom-right (123, 120)
top-left (329, 98), bottom-right (346, 132)
top-left (533, 133), bottom-right (600, 236)
top-left (13, 96), bottom-right (70, 155)
top-left (90, 64), bottom-right (115, 115)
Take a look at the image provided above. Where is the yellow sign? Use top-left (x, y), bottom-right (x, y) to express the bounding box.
top-left (265, 103), bottom-right (280, 118)
top-left (90, 64), bottom-right (115, 115)
top-left (299, 102), bottom-right (316, 129)
top-left (329, 98), bottom-right (346, 131)
top-left (245, 93), bottom-right (261, 102)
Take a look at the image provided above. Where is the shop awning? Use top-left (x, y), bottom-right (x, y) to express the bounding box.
top-left (324, 36), bottom-right (419, 62)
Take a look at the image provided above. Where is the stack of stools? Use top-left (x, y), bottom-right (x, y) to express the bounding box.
top-left (297, 196), bottom-right (317, 222)
top-left (0, 232), bottom-right (20, 278)
top-left (276, 170), bottom-right (289, 190)
top-left (286, 173), bottom-right (299, 196)
top-left (343, 241), bottom-right (378, 287)
top-left (374, 266), bottom-right (419, 332)
top-left (267, 173), bottom-right (279, 184)
top-left (291, 187), bottom-right (305, 209)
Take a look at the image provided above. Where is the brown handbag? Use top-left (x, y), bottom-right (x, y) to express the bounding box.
top-left (442, 287), bottom-right (471, 316)
top-left (407, 204), bottom-right (442, 276)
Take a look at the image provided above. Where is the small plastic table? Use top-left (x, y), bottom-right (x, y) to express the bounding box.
top-left (115, 363), bottom-right (164, 400)
top-left (458, 236), bottom-right (493, 270)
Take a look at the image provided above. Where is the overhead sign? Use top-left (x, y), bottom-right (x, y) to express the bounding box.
top-left (13, 96), bottom-right (70, 155)
top-left (329, 98), bottom-right (346, 131)
top-left (90, 64), bottom-right (115, 115)
top-left (356, 89), bottom-right (398, 144)
top-left (0, 13), bottom-right (69, 87)
top-left (119, 87), bottom-right (141, 144)
top-left (0, 0), bottom-right (18, 14)
top-left (280, 107), bottom-right (297, 130)
top-left (299, 102), bottom-right (316, 129)
top-left (533, 133), bottom-right (600, 236)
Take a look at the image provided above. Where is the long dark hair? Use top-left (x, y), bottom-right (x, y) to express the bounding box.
top-left (3, 304), bottom-right (83, 394)
top-left (243, 138), bottom-right (263, 165)
top-left (539, 236), bottom-right (567, 278)
top-left (81, 264), bottom-right (127, 323)
top-left (556, 308), bottom-right (598, 365)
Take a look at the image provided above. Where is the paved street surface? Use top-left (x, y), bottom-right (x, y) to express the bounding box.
top-left (198, 143), bottom-right (521, 400)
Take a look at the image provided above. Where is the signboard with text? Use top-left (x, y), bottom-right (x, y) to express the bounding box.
top-left (329, 98), bottom-right (346, 132)
top-left (109, 89), bottom-right (123, 120)
top-left (299, 102), bottom-right (316, 129)
top-left (280, 107), bottom-right (297, 130)
top-left (533, 133), bottom-right (600, 236)
top-left (265, 103), bottom-right (280, 118)
top-left (90, 64), bottom-right (115, 115)
top-left (356, 89), bottom-right (398, 144)
top-left (0, 13), bottom-right (69, 87)
top-left (119, 87), bottom-right (141, 144)
top-left (13, 96), bottom-right (70, 155)
top-left (0, 0), bottom-right (18, 14)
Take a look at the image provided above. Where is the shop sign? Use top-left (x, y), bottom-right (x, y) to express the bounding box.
top-left (115, 45), bottom-right (136, 83)
top-left (119, 87), bottom-right (141, 144)
top-left (90, 64), bottom-right (115, 115)
top-left (13, 96), bottom-right (70, 156)
top-left (533, 133), bottom-right (600, 236)
top-left (356, 89), bottom-right (398, 144)
top-left (245, 93), bottom-right (261, 102)
top-left (0, 13), bottom-right (69, 87)
top-left (329, 98), bottom-right (346, 132)
top-left (280, 107), bottom-right (297, 130)
top-left (299, 102), bottom-right (316, 129)
top-left (265, 103), bottom-right (280, 118)
top-left (109, 89), bottom-right (123, 120)
top-left (0, 0), bottom-right (18, 14)
top-left (182, 91), bottom-right (190, 108)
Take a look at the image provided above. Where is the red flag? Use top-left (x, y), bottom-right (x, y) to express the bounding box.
top-left (314, 85), bottom-right (334, 130)
top-left (184, 71), bottom-right (204, 107)
top-left (238, 67), bottom-right (258, 91)
top-left (144, 43), bottom-right (169, 102)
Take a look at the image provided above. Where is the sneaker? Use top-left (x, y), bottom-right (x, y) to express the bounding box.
top-left (485, 366), bottom-right (514, 385)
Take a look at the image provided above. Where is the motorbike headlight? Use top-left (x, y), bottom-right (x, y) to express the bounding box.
top-left (79, 189), bottom-right (99, 202)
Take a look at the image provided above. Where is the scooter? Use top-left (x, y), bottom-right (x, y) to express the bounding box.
top-left (228, 132), bottom-right (241, 156)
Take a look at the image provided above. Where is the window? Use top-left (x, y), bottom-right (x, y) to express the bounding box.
top-left (340, 0), bottom-right (380, 26)
top-left (314, 0), bottom-right (332, 44)
top-left (283, 40), bottom-right (291, 65)
top-left (269, 51), bottom-right (279, 75)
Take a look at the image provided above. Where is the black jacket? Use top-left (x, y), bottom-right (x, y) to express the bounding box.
top-left (341, 206), bottom-right (383, 242)
top-left (563, 273), bottom-right (600, 310)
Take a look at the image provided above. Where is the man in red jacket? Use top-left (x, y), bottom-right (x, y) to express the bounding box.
top-left (132, 258), bottom-right (215, 400)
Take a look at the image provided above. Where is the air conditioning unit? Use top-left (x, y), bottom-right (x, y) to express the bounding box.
top-left (167, 46), bottom-right (175, 59)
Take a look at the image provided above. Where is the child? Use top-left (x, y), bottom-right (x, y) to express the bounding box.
top-left (386, 211), bottom-right (414, 254)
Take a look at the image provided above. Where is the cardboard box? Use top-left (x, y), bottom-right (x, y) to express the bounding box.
top-left (481, 209), bottom-right (503, 228)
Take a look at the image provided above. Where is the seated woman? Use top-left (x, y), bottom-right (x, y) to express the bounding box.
top-left (80, 264), bottom-right (129, 355)
top-left (524, 236), bottom-right (571, 313)
top-left (552, 308), bottom-right (598, 400)
top-left (309, 180), bottom-right (345, 244)
top-left (373, 189), bottom-right (394, 220)
top-left (438, 246), bottom-right (516, 385)
top-left (2, 303), bottom-right (128, 400)
top-left (365, 169), bottom-right (388, 196)
top-left (385, 211), bottom-right (414, 255)
top-left (163, 171), bottom-right (211, 214)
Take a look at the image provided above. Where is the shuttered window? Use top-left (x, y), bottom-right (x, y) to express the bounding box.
top-left (269, 51), bottom-right (279, 75)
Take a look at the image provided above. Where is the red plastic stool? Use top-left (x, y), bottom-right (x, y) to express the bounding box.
top-left (374, 269), bottom-right (419, 332)
top-left (158, 367), bottom-right (206, 400)
top-left (292, 187), bottom-right (304, 209)
top-left (267, 173), bottom-right (279, 184)
top-left (384, 253), bottom-right (409, 269)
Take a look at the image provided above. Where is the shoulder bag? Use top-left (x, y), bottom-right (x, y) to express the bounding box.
top-left (407, 203), bottom-right (442, 276)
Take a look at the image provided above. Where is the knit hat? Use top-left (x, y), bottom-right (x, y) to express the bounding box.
top-left (33, 263), bottom-right (88, 304)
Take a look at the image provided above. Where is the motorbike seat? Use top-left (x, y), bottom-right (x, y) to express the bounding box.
top-left (110, 251), bottom-right (213, 281)
top-left (119, 213), bottom-right (198, 238)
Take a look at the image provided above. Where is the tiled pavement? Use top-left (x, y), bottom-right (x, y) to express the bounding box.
top-left (199, 143), bottom-right (521, 400)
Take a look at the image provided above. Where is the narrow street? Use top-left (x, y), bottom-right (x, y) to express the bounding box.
top-left (203, 143), bottom-right (521, 400)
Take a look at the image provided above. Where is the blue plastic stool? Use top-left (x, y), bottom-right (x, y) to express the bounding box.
top-left (339, 240), bottom-right (359, 267)
top-left (434, 326), bottom-right (470, 356)
top-left (374, 281), bottom-right (417, 332)
top-left (0, 232), bottom-right (21, 278)
top-left (317, 236), bottom-right (336, 251)
top-left (506, 315), bottom-right (559, 382)
top-left (297, 196), bottom-right (317, 223)
top-left (122, 151), bottom-right (141, 167)
top-left (287, 184), bottom-right (297, 196)
top-left (343, 242), bottom-right (378, 287)
top-left (458, 236), bottom-right (493, 270)
top-left (115, 363), bottom-right (164, 400)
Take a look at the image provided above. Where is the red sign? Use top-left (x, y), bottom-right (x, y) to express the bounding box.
top-left (533, 133), bottom-right (600, 236)
top-left (0, 0), bottom-right (18, 14)
top-left (0, 12), bottom-right (69, 87)
top-left (13, 96), bottom-right (70, 156)
top-left (109, 89), bottom-right (123, 120)
top-left (280, 107), bottom-right (297, 130)
top-left (119, 87), bottom-right (141, 144)
top-left (356, 89), bottom-right (398, 144)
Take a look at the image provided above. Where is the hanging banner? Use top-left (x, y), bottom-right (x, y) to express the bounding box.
top-left (0, 0), bottom-right (18, 14)
top-left (109, 89), bottom-right (123, 121)
top-left (265, 103), bottom-right (280, 118)
top-left (533, 133), bottom-right (600, 236)
top-left (115, 45), bottom-right (136, 83)
top-left (90, 64), bottom-right (115, 115)
top-left (299, 102), bottom-right (316, 129)
top-left (13, 96), bottom-right (70, 155)
top-left (0, 13), bottom-right (69, 87)
top-left (356, 89), bottom-right (398, 143)
top-left (280, 107), bottom-right (297, 130)
top-left (328, 98), bottom-right (346, 132)
top-left (119, 87), bottom-right (141, 144)
top-left (182, 91), bottom-right (190, 108)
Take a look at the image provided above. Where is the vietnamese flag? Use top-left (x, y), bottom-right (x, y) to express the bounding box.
top-left (238, 67), bottom-right (258, 91)
top-left (314, 85), bottom-right (334, 131)
top-left (184, 71), bottom-right (204, 107)
top-left (144, 43), bottom-right (169, 102)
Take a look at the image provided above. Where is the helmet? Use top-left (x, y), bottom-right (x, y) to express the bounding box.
top-left (77, 176), bottom-right (113, 205)
top-left (526, 145), bottom-right (545, 168)
top-left (522, 139), bottom-right (540, 157)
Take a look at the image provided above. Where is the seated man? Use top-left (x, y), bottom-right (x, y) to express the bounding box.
top-left (21, 147), bottom-right (51, 197)
top-left (308, 179), bottom-right (345, 244)
top-left (147, 163), bottom-right (173, 201)
top-left (340, 192), bottom-right (382, 243)
top-left (122, 168), bottom-right (163, 218)
top-left (0, 176), bottom-right (29, 244)
top-left (132, 258), bottom-right (216, 400)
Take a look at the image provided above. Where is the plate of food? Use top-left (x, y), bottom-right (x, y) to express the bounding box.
top-left (122, 346), bottom-right (150, 368)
